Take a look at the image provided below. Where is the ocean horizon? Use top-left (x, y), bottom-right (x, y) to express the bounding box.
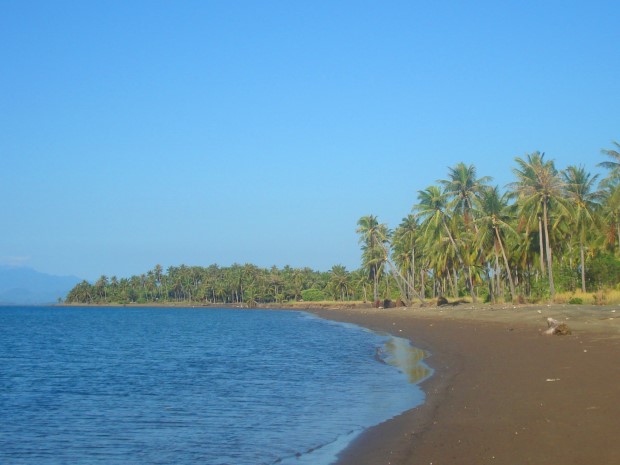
top-left (0, 306), bottom-right (431, 465)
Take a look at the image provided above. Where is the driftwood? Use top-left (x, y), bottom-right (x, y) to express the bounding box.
top-left (436, 296), bottom-right (468, 307)
top-left (545, 317), bottom-right (572, 335)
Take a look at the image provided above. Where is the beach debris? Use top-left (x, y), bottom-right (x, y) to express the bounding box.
top-left (545, 317), bottom-right (560, 334)
top-left (436, 296), bottom-right (468, 307)
top-left (544, 317), bottom-right (572, 335)
top-left (555, 324), bottom-right (571, 335)
top-left (546, 378), bottom-right (561, 382)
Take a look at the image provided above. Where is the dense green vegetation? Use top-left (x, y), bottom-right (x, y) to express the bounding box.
top-left (66, 264), bottom-right (353, 305)
top-left (66, 143), bottom-right (620, 305)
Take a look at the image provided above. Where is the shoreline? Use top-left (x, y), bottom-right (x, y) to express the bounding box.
top-left (308, 305), bottom-right (620, 465)
top-left (55, 301), bottom-right (620, 463)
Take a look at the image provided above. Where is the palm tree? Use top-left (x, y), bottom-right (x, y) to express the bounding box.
top-left (509, 152), bottom-right (566, 298)
top-left (414, 185), bottom-right (477, 302)
top-left (392, 214), bottom-right (420, 300)
top-left (95, 275), bottom-right (109, 302)
top-left (600, 183), bottom-right (620, 255)
top-left (475, 186), bottom-right (517, 300)
top-left (351, 268), bottom-right (371, 302)
top-left (561, 165), bottom-right (601, 292)
top-left (329, 265), bottom-right (350, 301)
top-left (598, 141), bottom-right (620, 185)
top-left (439, 162), bottom-right (492, 299)
top-left (439, 162), bottom-right (492, 228)
top-left (356, 215), bottom-right (388, 303)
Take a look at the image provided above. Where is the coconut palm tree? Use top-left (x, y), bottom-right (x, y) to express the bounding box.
top-left (439, 162), bottom-right (492, 228)
top-left (329, 265), bottom-right (350, 301)
top-left (600, 183), bottom-right (620, 255)
top-left (439, 162), bottom-right (493, 299)
top-left (392, 214), bottom-right (420, 300)
top-left (356, 215), bottom-right (387, 303)
top-left (561, 165), bottom-right (601, 292)
top-left (95, 275), bottom-right (109, 302)
top-left (475, 186), bottom-right (517, 300)
top-left (598, 140), bottom-right (620, 185)
top-left (509, 152), bottom-right (566, 298)
top-left (414, 185), bottom-right (477, 302)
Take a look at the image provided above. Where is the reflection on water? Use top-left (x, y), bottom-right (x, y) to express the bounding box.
top-left (383, 337), bottom-right (432, 383)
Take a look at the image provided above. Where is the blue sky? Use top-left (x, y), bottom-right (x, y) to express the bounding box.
top-left (1, 1), bottom-right (619, 281)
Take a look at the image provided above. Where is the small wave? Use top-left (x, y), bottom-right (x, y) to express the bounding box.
top-left (273, 428), bottom-right (362, 465)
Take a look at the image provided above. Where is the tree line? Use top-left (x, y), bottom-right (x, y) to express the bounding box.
top-left (66, 142), bottom-right (620, 306)
top-left (65, 263), bottom-right (365, 305)
top-left (359, 143), bottom-right (620, 304)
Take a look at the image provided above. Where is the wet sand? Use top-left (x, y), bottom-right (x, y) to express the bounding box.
top-left (310, 304), bottom-right (620, 465)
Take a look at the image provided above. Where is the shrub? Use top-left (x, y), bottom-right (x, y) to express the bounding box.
top-left (568, 297), bottom-right (583, 305)
top-left (593, 290), bottom-right (607, 306)
top-left (301, 288), bottom-right (326, 302)
top-left (587, 253), bottom-right (620, 289)
top-left (529, 277), bottom-right (551, 302)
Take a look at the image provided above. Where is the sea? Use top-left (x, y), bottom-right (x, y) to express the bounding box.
top-left (0, 306), bottom-right (431, 465)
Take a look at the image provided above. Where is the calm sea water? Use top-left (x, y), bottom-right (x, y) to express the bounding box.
top-left (0, 306), bottom-right (430, 465)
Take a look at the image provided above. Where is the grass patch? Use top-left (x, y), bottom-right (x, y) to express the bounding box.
top-left (554, 290), bottom-right (620, 305)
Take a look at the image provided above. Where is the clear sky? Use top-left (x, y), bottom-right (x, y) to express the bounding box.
top-left (1, 1), bottom-right (619, 281)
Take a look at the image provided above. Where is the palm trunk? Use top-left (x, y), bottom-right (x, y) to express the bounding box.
top-left (494, 250), bottom-right (502, 297)
top-left (442, 218), bottom-right (477, 302)
top-left (446, 269), bottom-right (456, 298)
top-left (411, 246), bottom-right (416, 294)
top-left (376, 241), bottom-right (425, 305)
top-left (496, 226), bottom-right (516, 300)
top-left (452, 267), bottom-right (458, 299)
top-left (420, 268), bottom-right (425, 300)
top-left (487, 263), bottom-right (495, 303)
top-left (373, 264), bottom-right (378, 303)
top-left (538, 215), bottom-right (545, 275)
top-left (543, 201), bottom-right (555, 297)
top-left (580, 241), bottom-right (586, 293)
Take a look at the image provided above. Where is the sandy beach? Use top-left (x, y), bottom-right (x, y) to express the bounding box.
top-left (309, 304), bottom-right (620, 465)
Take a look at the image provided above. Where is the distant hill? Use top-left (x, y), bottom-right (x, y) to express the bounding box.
top-left (0, 266), bottom-right (82, 305)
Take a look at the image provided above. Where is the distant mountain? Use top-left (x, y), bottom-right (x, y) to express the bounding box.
top-left (0, 266), bottom-right (82, 305)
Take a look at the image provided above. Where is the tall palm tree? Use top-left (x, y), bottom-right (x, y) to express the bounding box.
top-left (414, 185), bottom-right (477, 302)
top-left (392, 214), bottom-right (419, 300)
top-left (509, 152), bottom-right (566, 298)
top-left (439, 162), bottom-right (492, 228)
top-left (561, 165), bottom-right (601, 292)
top-left (356, 215), bottom-right (387, 303)
top-left (439, 162), bottom-right (492, 299)
top-left (475, 186), bottom-right (517, 299)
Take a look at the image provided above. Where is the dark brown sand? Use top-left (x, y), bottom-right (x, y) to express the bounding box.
top-left (310, 305), bottom-right (620, 465)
